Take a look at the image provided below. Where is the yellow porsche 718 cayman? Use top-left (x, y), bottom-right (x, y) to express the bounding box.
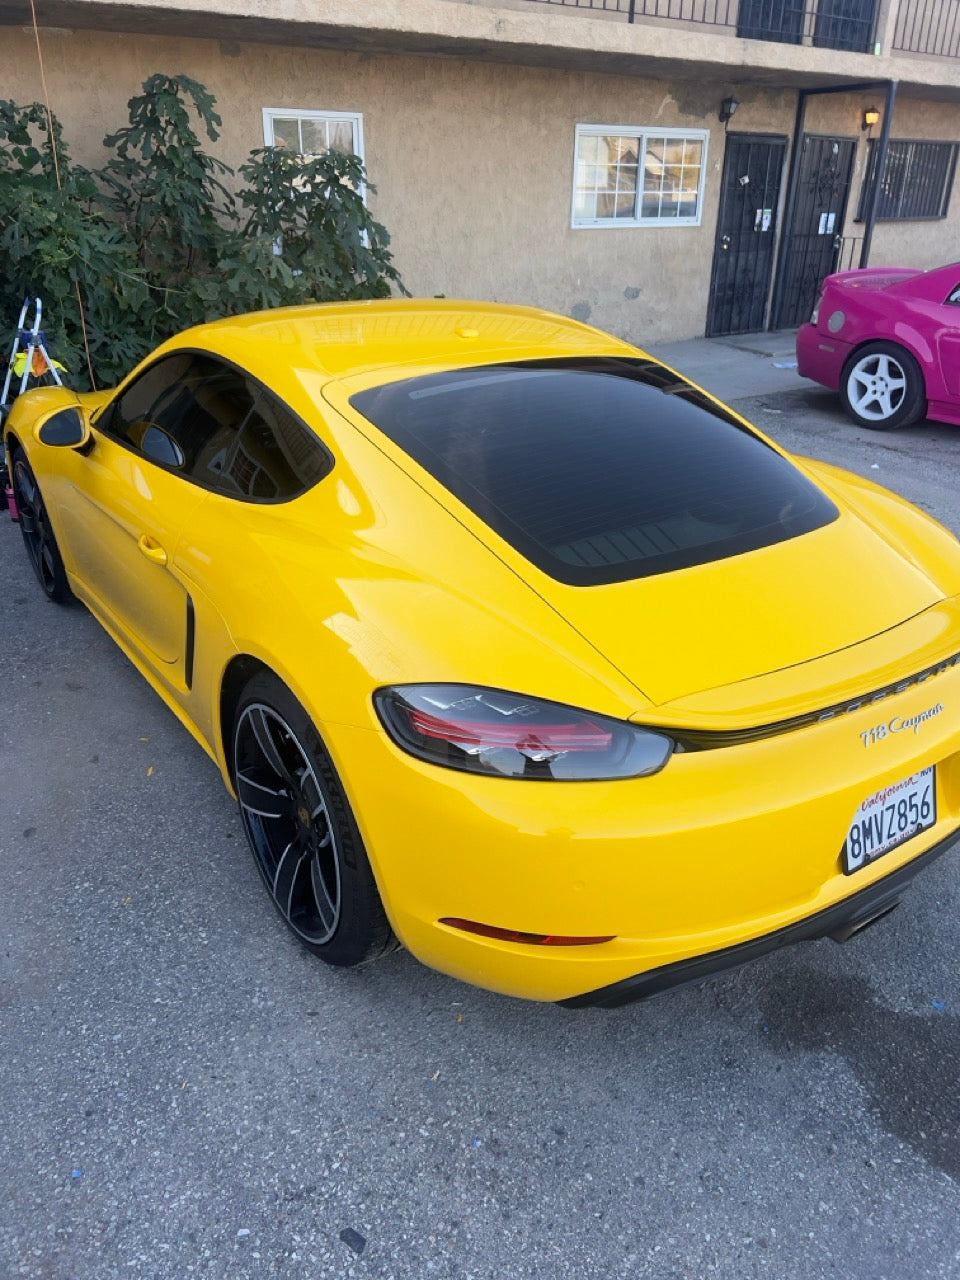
top-left (5, 300), bottom-right (960, 1006)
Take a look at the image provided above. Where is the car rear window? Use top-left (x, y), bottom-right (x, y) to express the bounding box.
top-left (349, 358), bottom-right (838, 586)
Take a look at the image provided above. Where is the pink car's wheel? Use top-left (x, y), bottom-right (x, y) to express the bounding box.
top-left (840, 341), bottom-right (926, 430)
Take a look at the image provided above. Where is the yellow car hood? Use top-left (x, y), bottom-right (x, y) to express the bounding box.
top-left (523, 507), bottom-right (945, 708)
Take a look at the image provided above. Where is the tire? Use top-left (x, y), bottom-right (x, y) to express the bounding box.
top-left (231, 671), bottom-right (394, 967)
top-left (840, 341), bottom-right (926, 430)
top-left (10, 445), bottom-right (73, 603)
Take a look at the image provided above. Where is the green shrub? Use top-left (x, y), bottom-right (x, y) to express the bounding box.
top-left (0, 75), bottom-right (406, 393)
top-left (0, 100), bottom-right (151, 387)
top-left (99, 74), bottom-right (237, 334)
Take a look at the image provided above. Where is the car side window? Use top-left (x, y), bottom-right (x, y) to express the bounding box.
top-left (947, 285), bottom-right (960, 306)
top-left (96, 352), bottom-right (332, 501)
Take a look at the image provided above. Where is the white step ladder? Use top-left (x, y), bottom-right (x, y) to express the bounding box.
top-left (1, 296), bottom-right (64, 424)
top-left (1, 297), bottom-right (66, 514)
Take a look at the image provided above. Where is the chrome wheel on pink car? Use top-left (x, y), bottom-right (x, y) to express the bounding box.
top-left (840, 341), bottom-right (926, 430)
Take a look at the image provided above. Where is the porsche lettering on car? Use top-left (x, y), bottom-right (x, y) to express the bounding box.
top-left (5, 299), bottom-right (960, 1006)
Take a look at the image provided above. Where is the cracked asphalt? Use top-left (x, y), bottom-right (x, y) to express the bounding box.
top-left (2, 378), bottom-right (959, 1279)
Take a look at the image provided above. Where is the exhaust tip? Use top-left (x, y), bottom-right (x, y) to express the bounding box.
top-left (828, 899), bottom-right (900, 944)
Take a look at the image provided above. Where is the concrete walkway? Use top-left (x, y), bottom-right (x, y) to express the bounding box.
top-left (648, 328), bottom-right (807, 404)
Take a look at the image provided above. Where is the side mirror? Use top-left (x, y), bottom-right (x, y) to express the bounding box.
top-left (33, 406), bottom-right (91, 449)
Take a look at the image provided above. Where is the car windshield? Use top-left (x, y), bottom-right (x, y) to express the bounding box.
top-left (349, 357), bottom-right (838, 586)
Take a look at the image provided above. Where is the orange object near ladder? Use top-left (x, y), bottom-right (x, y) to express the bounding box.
top-left (1, 297), bottom-right (66, 423)
top-left (1, 297), bottom-right (67, 515)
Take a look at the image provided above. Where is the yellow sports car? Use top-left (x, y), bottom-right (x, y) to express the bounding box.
top-left (5, 300), bottom-right (960, 1006)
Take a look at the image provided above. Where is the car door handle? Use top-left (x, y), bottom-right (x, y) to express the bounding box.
top-left (137, 534), bottom-right (168, 566)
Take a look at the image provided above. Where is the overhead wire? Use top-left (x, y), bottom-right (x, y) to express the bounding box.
top-left (27, 0), bottom-right (98, 390)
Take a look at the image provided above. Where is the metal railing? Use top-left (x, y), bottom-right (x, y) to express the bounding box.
top-left (892, 0), bottom-right (960, 57)
top-left (516, 0), bottom-right (892, 55)
top-left (526, 0), bottom-right (632, 8)
top-left (835, 234), bottom-right (865, 272)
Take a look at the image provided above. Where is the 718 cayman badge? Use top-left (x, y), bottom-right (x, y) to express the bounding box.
top-left (860, 702), bottom-right (945, 747)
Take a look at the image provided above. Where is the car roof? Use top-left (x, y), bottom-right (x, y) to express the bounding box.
top-left (163, 299), bottom-right (634, 387)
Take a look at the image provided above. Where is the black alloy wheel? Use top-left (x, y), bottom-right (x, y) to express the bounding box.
top-left (232, 672), bottom-right (394, 967)
top-left (11, 446), bottom-right (73, 603)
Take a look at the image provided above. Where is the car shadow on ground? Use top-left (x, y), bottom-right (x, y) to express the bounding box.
top-left (750, 963), bottom-right (960, 1181)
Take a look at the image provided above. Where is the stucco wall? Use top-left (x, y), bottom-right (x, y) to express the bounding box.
top-left (853, 101), bottom-right (960, 267)
top-left (2, 25), bottom-right (958, 342)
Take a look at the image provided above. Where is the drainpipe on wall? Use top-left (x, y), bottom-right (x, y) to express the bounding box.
top-left (858, 80), bottom-right (898, 268)
top-left (769, 78), bottom-right (893, 329)
top-left (768, 90), bottom-right (809, 331)
top-left (874, 0), bottom-right (901, 58)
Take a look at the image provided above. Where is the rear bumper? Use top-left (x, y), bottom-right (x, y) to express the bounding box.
top-left (329, 671), bottom-right (960, 1002)
top-left (560, 823), bottom-right (960, 1008)
top-left (796, 324), bottom-right (853, 390)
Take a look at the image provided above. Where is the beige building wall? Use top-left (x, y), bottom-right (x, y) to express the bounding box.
top-left (2, 24), bottom-right (959, 343)
top-left (855, 101), bottom-right (960, 267)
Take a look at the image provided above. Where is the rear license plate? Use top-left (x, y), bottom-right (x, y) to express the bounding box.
top-left (843, 766), bottom-right (936, 875)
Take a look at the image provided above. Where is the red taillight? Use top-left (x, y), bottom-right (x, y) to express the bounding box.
top-left (440, 917), bottom-right (614, 946)
top-left (408, 707), bottom-right (612, 754)
top-left (374, 684), bottom-right (674, 781)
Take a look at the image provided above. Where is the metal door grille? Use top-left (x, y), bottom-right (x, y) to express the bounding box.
top-left (777, 134), bottom-right (856, 329)
top-left (707, 135), bottom-right (787, 336)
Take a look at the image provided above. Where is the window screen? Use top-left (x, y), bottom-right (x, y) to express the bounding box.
top-left (97, 353), bottom-right (332, 501)
top-left (350, 359), bottom-right (838, 586)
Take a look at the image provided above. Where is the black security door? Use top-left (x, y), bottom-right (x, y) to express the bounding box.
top-left (737, 0), bottom-right (804, 43)
top-left (706, 134), bottom-right (787, 337)
top-left (776, 134), bottom-right (856, 329)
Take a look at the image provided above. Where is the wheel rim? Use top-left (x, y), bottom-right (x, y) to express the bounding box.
top-left (234, 703), bottom-right (341, 945)
top-left (847, 353), bottom-right (907, 422)
top-left (13, 459), bottom-right (60, 595)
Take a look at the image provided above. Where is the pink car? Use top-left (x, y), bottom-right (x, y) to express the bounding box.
top-left (796, 263), bottom-right (960, 430)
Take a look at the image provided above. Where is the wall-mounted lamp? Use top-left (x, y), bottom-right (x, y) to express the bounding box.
top-left (719, 96), bottom-right (740, 127)
top-left (862, 106), bottom-right (880, 133)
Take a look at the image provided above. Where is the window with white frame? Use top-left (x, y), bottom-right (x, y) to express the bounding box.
top-left (262, 108), bottom-right (364, 162)
top-left (572, 125), bottom-right (709, 228)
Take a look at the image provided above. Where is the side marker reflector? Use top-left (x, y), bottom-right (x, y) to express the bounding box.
top-left (440, 917), bottom-right (614, 947)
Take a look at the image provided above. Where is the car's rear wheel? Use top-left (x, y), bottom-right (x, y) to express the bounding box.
top-left (232, 672), bottom-right (394, 967)
top-left (840, 341), bottom-right (926, 430)
top-left (10, 445), bottom-right (73, 603)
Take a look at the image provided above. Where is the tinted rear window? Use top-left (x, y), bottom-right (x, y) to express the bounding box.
top-left (350, 358), bottom-right (838, 586)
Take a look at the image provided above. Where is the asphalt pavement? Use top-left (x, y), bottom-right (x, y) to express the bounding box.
top-left (2, 340), bottom-right (960, 1280)
top-left (649, 328), bottom-right (806, 403)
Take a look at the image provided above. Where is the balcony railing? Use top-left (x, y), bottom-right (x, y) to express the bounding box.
top-left (521, 0), bottom-right (960, 57)
top-left (892, 0), bottom-right (960, 57)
